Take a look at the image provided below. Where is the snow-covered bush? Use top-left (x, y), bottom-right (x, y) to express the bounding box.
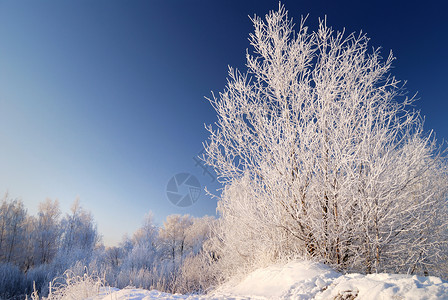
top-left (177, 251), bottom-right (218, 294)
top-left (31, 265), bottom-right (106, 300)
top-left (204, 4), bottom-right (448, 278)
top-left (0, 263), bottom-right (25, 299)
top-left (207, 174), bottom-right (291, 281)
top-left (116, 264), bottom-right (172, 291)
top-left (21, 199), bottom-right (101, 298)
top-left (26, 263), bottom-right (58, 297)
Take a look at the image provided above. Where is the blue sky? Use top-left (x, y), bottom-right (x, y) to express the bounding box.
top-left (0, 0), bottom-right (446, 246)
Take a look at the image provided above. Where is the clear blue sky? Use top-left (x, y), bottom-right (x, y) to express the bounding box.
top-left (0, 0), bottom-right (447, 246)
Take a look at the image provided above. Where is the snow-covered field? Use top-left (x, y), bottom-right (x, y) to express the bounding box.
top-left (90, 260), bottom-right (448, 299)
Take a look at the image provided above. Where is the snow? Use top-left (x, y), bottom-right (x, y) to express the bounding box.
top-left (317, 273), bottom-right (448, 300)
top-left (91, 287), bottom-right (199, 300)
top-left (214, 261), bottom-right (340, 299)
top-left (91, 261), bottom-right (448, 300)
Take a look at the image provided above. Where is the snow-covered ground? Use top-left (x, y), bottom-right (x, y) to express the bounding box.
top-left (91, 261), bottom-right (448, 299)
top-left (92, 288), bottom-right (196, 300)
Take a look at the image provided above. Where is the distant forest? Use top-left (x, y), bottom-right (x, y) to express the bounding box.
top-left (0, 195), bottom-right (215, 299)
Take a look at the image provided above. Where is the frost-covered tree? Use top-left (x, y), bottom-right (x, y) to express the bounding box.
top-left (103, 246), bottom-right (123, 269)
top-left (177, 216), bottom-right (216, 293)
top-left (132, 212), bottom-right (158, 248)
top-left (122, 212), bottom-right (158, 271)
top-left (159, 215), bottom-right (193, 270)
top-left (0, 195), bottom-right (28, 266)
top-left (59, 199), bottom-right (99, 260)
top-left (156, 215), bottom-right (216, 292)
top-left (106, 213), bottom-right (214, 293)
top-left (186, 215), bottom-right (215, 255)
top-left (32, 199), bottom-right (61, 265)
top-left (204, 5), bottom-right (448, 276)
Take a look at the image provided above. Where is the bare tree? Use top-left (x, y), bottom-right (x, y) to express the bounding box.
top-left (204, 5), bottom-right (448, 276)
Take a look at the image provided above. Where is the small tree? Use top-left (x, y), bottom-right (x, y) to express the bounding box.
top-left (204, 5), bottom-right (448, 276)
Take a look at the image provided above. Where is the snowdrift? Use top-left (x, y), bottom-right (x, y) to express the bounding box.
top-left (92, 261), bottom-right (448, 299)
top-left (215, 261), bottom-right (448, 299)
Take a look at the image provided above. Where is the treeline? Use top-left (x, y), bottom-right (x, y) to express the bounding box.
top-left (0, 194), bottom-right (216, 299)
